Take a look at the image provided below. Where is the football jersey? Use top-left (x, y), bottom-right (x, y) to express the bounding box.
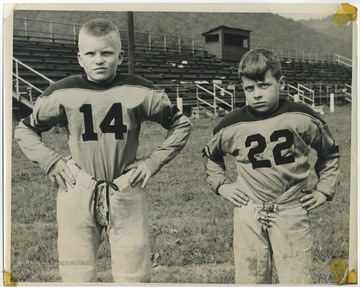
top-left (203, 99), bottom-right (340, 203)
top-left (15, 73), bottom-right (192, 181)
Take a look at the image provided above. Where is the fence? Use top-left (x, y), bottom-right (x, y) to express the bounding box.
top-left (287, 82), bottom-right (351, 106)
top-left (13, 17), bottom-right (345, 63)
top-left (13, 17), bottom-right (204, 53)
top-left (252, 45), bottom-right (333, 62)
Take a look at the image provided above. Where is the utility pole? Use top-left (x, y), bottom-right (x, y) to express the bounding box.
top-left (127, 12), bottom-right (135, 74)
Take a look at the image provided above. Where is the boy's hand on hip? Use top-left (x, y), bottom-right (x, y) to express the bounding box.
top-left (48, 158), bottom-right (76, 191)
top-left (300, 189), bottom-right (327, 211)
top-left (126, 161), bottom-right (152, 189)
top-left (218, 183), bottom-right (249, 208)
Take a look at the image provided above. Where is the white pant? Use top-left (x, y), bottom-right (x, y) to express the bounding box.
top-left (56, 159), bottom-right (151, 283)
top-left (233, 200), bottom-right (313, 284)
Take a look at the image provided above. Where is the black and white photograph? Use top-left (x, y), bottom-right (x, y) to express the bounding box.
top-left (3, 2), bottom-right (358, 285)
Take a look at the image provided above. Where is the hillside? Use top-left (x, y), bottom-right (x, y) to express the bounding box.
top-left (13, 10), bottom-right (352, 58)
top-left (299, 15), bottom-right (352, 58)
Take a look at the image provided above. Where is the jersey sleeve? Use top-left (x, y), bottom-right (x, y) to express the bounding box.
top-left (141, 90), bottom-right (192, 175)
top-left (310, 119), bottom-right (340, 200)
top-left (14, 92), bottom-right (66, 174)
top-left (202, 129), bottom-right (232, 194)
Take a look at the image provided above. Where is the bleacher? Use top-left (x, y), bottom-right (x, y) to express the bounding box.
top-left (13, 37), bottom-right (352, 113)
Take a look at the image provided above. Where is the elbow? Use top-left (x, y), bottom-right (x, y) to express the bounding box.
top-left (14, 123), bottom-right (24, 142)
top-left (186, 120), bottom-right (193, 135)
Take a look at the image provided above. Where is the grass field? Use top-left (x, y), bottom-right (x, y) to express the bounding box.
top-left (9, 103), bottom-right (352, 284)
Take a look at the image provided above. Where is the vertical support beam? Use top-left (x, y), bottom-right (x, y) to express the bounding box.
top-left (24, 18), bottom-right (28, 39)
top-left (73, 24), bottom-right (77, 45)
top-left (127, 12), bottom-right (135, 74)
top-left (311, 91), bottom-right (315, 108)
top-left (335, 84), bottom-right (338, 105)
top-left (232, 86), bottom-right (236, 109)
top-left (326, 83), bottom-right (329, 103)
top-left (50, 20), bottom-right (53, 42)
top-left (15, 60), bottom-right (20, 101)
top-left (213, 83), bottom-right (217, 117)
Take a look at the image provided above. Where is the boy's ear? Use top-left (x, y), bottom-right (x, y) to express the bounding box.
top-left (77, 52), bottom-right (84, 68)
top-left (279, 76), bottom-right (286, 91)
top-left (118, 50), bottom-right (124, 66)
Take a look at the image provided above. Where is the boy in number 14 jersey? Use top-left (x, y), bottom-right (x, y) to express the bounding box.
top-left (15, 18), bottom-right (192, 283)
top-left (203, 48), bottom-right (340, 284)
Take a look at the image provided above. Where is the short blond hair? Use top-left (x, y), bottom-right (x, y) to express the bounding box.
top-left (78, 18), bottom-right (121, 47)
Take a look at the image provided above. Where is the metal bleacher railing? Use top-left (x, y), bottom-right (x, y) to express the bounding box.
top-left (334, 54), bottom-right (352, 68)
top-left (196, 82), bottom-right (236, 117)
top-left (287, 83), bottom-right (315, 108)
top-left (13, 58), bottom-right (54, 109)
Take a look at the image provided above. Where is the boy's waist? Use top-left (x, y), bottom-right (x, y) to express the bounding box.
top-left (66, 158), bottom-right (134, 191)
top-left (236, 176), bottom-right (308, 207)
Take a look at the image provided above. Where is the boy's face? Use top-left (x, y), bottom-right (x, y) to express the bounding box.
top-left (78, 31), bottom-right (123, 84)
top-left (241, 70), bottom-right (285, 115)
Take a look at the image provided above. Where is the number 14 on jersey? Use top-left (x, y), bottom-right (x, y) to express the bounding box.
top-left (80, 103), bottom-right (128, 141)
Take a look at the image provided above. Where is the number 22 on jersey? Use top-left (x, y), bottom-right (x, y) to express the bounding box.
top-left (245, 129), bottom-right (295, 169)
top-left (79, 103), bottom-right (128, 141)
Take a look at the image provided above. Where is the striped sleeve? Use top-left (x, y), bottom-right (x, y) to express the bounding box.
top-left (142, 89), bottom-right (192, 176)
top-left (14, 92), bottom-right (65, 174)
top-left (311, 119), bottom-right (340, 200)
top-left (203, 129), bottom-right (231, 194)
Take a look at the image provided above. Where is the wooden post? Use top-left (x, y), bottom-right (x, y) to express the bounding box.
top-left (127, 12), bottom-right (135, 74)
top-left (24, 18), bottom-right (28, 39)
top-left (73, 24), bottom-right (76, 45)
top-left (50, 20), bottom-right (53, 42)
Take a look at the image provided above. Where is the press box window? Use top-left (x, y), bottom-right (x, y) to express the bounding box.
top-left (205, 34), bottom-right (219, 43)
top-left (224, 33), bottom-right (248, 47)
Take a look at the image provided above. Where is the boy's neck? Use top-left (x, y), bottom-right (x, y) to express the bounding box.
top-left (83, 73), bottom-right (119, 86)
top-left (248, 99), bottom-right (284, 117)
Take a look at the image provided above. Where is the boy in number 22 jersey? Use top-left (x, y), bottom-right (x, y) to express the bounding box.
top-left (15, 19), bottom-right (192, 283)
top-left (203, 48), bottom-right (340, 284)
